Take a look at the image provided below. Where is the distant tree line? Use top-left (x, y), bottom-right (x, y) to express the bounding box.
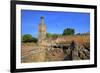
top-left (46, 28), bottom-right (89, 38)
top-left (22, 28), bottom-right (89, 43)
top-left (47, 28), bottom-right (75, 38)
top-left (76, 32), bottom-right (90, 35)
top-left (46, 33), bottom-right (62, 38)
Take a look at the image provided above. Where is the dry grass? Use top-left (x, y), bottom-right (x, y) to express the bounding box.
top-left (56, 35), bottom-right (90, 44)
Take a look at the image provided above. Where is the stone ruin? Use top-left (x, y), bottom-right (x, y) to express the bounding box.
top-left (35, 16), bottom-right (90, 62)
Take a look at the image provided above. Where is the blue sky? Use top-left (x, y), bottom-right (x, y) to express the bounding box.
top-left (21, 10), bottom-right (90, 38)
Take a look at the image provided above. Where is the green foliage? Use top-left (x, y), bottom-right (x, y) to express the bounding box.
top-left (31, 37), bottom-right (38, 43)
top-left (52, 34), bottom-right (61, 38)
top-left (22, 34), bottom-right (32, 42)
top-left (46, 33), bottom-right (61, 38)
top-left (63, 28), bottom-right (75, 35)
top-left (46, 33), bottom-right (53, 38)
top-left (22, 34), bottom-right (37, 43)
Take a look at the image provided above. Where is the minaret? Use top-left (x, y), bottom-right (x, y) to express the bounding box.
top-left (38, 16), bottom-right (46, 45)
top-left (35, 16), bottom-right (46, 62)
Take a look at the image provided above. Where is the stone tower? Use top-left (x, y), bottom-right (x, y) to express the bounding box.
top-left (38, 16), bottom-right (46, 45)
top-left (36, 16), bottom-right (46, 62)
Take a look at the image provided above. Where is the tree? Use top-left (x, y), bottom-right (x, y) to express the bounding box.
top-left (63, 28), bottom-right (75, 35)
top-left (22, 34), bottom-right (33, 42)
top-left (31, 37), bottom-right (38, 43)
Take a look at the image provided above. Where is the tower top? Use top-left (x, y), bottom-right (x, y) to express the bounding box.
top-left (40, 16), bottom-right (45, 25)
top-left (40, 16), bottom-right (44, 19)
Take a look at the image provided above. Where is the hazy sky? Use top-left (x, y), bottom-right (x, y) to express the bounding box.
top-left (21, 10), bottom-right (90, 37)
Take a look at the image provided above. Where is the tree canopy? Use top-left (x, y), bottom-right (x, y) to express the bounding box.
top-left (62, 28), bottom-right (75, 35)
top-left (22, 34), bottom-right (37, 43)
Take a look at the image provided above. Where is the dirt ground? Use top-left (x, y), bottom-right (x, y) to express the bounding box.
top-left (21, 35), bottom-right (90, 63)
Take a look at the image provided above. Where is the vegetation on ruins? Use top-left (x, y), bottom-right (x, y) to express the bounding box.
top-left (46, 33), bottom-right (61, 38)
